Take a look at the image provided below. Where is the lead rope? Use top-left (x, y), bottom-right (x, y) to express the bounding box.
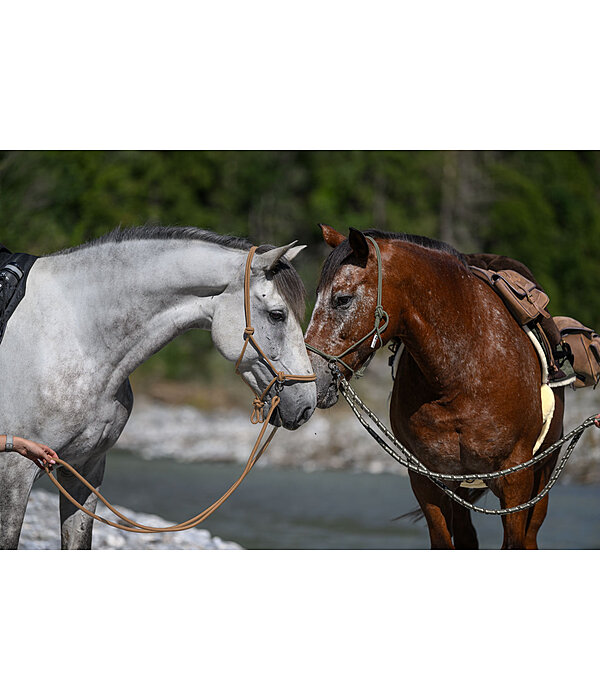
top-left (336, 365), bottom-right (597, 515)
top-left (41, 400), bottom-right (279, 533)
top-left (41, 246), bottom-right (315, 533)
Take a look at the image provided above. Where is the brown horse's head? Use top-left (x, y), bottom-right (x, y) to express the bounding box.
top-left (305, 225), bottom-right (393, 408)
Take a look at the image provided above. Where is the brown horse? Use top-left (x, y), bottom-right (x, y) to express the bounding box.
top-left (305, 224), bottom-right (565, 549)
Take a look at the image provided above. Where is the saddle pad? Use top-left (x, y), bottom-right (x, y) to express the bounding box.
top-left (0, 249), bottom-right (38, 346)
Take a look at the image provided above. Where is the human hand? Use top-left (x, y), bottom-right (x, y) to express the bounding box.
top-left (13, 437), bottom-right (59, 470)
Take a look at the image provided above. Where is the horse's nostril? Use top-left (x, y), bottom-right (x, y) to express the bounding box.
top-left (300, 405), bottom-right (313, 424)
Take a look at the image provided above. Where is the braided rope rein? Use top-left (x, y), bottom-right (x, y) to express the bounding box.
top-left (336, 367), bottom-right (597, 515)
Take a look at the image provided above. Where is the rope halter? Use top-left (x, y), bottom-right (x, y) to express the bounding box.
top-left (235, 246), bottom-right (316, 423)
top-left (305, 236), bottom-right (389, 377)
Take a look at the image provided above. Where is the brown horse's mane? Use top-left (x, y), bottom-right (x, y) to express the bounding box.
top-left (317, 228), bottom-right (469, 293)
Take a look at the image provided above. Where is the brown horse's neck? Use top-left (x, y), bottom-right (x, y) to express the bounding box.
top-left (384, 242), bottom-right (480, 395)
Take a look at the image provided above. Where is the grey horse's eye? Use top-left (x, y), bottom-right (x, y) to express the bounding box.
top-left (269, 309), bottom-right (287, 323)
top-left (333, 294), bottom-right (353, 309)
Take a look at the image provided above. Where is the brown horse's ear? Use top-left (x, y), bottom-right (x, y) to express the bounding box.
top-left (319, 224), bottom-right (346, 248)
top-left (348, 227), bottom-right (369, 260)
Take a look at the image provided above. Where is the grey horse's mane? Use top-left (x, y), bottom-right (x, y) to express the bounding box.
top-left (49, 224), bottom-right (257, 255)
top-left (49, 225), bottom-right (307, 321)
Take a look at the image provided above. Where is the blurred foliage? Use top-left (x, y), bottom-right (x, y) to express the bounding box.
top-left (1, 150), bottom-right (599, 383)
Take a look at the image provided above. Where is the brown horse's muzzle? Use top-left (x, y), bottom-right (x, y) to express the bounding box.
top-left (309, 353), bottom-right (341, 408)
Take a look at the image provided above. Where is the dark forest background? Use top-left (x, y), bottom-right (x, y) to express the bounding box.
top-left (1, 150), bottom-right (599, 390)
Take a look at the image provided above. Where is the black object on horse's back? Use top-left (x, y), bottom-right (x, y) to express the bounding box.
top-left (0, 246), bottom-right (38, 345)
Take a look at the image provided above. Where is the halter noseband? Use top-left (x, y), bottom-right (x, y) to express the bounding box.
top-left (235, 246), bottom-right (317, 424)
top-left (305, 236), bottom-right (389, 377)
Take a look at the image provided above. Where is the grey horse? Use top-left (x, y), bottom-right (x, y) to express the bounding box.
top-left (0, 226), bottom-right (316, 549)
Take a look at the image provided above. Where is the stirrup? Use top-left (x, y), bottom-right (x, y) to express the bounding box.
top-left (548, 345), bottom-right (576, 388)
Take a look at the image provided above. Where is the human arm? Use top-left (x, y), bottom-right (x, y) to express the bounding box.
top-left (1, 435), bottom-right (58, 469)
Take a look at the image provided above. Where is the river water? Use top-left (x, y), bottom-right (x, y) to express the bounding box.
top-left (38, 449), bottom-right (600, 549)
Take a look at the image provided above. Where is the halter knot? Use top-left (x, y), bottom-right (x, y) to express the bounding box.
top-left (244, 326), bottom-right (255, 337)
top-left (250, 396), bottom-right (265, 424)
top-left (375, 305), bottom-right (385, 321)
top-left (276, 371), bottom-right (286, 384)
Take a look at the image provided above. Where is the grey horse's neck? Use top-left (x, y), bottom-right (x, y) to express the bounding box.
top-left (33, 238), bottom-right (244, 395)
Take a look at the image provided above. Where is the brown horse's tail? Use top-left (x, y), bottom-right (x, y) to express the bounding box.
top-left (394, 488), bottom-right (488, 522)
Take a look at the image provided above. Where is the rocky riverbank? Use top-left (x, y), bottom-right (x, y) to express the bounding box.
top-left (20, 490), bottom-right (242, 550)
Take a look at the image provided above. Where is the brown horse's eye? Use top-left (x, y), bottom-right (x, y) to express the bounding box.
top-left (333, 294), bottom-right (353, 309)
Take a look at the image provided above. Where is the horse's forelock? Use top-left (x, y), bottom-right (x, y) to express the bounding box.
top-left (260, 252), bottom-right (306, 323)
top-left (317, 240), bottom-right (358, 295)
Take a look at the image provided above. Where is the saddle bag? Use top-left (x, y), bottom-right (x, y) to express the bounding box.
top-left (471, 267), bottom-right (550, 326)
top-left (554, 316), bottom-right (600, 389)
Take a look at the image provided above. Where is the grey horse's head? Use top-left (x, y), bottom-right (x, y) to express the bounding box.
top-left (211, 242), bottom-right (317, 430)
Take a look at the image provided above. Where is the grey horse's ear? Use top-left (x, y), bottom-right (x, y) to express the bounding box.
top-left (254, 241), bottom-right (301, 271)
top-left (348, 227), bottom-right (369, 260)
top-left (283, 244), bottom-right (306, 263)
